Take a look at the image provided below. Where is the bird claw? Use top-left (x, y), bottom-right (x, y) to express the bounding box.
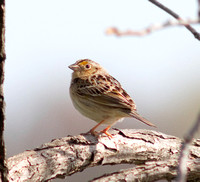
top-left (100, 129), bottom-right (113, 138)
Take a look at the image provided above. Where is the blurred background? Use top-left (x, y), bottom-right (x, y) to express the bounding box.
top-left (5, 0), bottom-right (200, 181)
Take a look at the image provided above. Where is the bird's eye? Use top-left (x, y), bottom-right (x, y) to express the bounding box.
top-left (85, 64), bottom-right (91, 69)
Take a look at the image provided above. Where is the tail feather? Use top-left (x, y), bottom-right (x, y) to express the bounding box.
top-left (130, 112), bottom-right (156, 127)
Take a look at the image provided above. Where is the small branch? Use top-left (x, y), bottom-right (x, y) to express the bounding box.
top-left (106, 1), bottom-right (200, 40)
top-left (5, 129), bottom-right (200, 182)
top-left (149, 0), bottom-right (200, 40)
top-left (177, 113), bottom-right (200, 182)
top-left (106, 19), bottom-right (200, 37)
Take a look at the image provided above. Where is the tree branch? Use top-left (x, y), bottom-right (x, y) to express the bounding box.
top-left (198, 0), bottom-right (200, 20)
top-left (5, 129), bottom-right (200, 182)
top-left (106, 1), bottom-right (200, 40)
top-left (91, 159), bottom-right (200, 182)
top-left (0, 0), bottom-right (7, 181)
top-left (106, 19), bottom-right (200, 37)
top-left (177, 113), bottom-right (200, 182)
top-left (149, 0), bottom-right (200, 40)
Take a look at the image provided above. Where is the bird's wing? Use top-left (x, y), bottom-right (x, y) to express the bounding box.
top-left (72, 75), bottom-right (136, 110)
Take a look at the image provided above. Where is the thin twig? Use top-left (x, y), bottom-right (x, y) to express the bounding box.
top-left (177, 113), bottom-right (200, 182)
top-left (106, 19), bottom-right (200, 36)
top-left (149, 0), bottom-right (200, 40)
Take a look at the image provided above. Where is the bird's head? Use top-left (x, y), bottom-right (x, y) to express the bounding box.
top-left (69, 59), bottom-right (106, 78)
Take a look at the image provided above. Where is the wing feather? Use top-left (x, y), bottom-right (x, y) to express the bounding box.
top-left (71, 75), bottom-right (136, 111)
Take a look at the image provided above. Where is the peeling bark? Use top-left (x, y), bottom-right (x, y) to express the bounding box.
top-left (91, 160), bottom-right (200, 182)
top-left (0, 0), bottom-right (7, 181)
top-left (6, 129), bottom-right (200, 181)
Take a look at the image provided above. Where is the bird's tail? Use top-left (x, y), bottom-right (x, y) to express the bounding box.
top-left (130, 111), bottom-right (156, 127)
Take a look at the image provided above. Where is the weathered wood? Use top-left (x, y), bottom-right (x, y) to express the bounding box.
top-left (0, 0), bottom-right (7, 181)
top-left (6, 129), bottom-right (200, 181)
top-left (91, 159), bottom-right (200, 182)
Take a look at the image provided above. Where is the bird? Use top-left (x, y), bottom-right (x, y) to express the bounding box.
top-left (69, 59), bottom-right (156, 137)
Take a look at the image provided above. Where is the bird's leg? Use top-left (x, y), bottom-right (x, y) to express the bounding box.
top-left (101, 125), bottom-right (112, 138)
top-left (89, 120), bottom-right (105, 136)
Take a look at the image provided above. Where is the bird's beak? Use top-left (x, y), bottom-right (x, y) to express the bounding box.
top-left (68, 63), bottom-right (79, 71)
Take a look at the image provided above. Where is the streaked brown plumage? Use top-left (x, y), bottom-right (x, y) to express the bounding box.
top-left (69, 59), bottom-right (155, 137)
